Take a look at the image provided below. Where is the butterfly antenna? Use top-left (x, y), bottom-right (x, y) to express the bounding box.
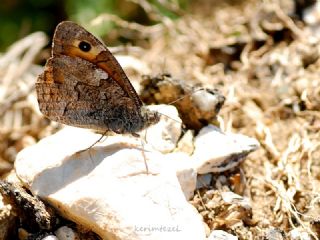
top-left (166, 87), bottom-right (205, 105)
top-left (155, 87), bottom-right (205, 134)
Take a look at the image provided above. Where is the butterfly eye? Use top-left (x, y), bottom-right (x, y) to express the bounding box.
top-left (78, 41), bottom-right (91, 52)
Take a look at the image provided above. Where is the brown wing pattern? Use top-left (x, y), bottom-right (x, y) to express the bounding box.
top-left (36, 21), bottom-right (159, 134)
top-left (52, 21), bottom-right (142, 108)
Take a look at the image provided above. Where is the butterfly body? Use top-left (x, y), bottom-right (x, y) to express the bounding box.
top-left (36, 21), bottom-right (159, 134)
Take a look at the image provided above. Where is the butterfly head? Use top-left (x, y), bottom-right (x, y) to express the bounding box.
top-left (140, 107), bottom-right (160, 130)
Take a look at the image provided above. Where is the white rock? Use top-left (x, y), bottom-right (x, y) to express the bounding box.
top-left (176, 130), bottom-right (194, 155)
top-left (55, 226), bottom-right (77, 240)
top-left (41, 236), bottom-right (59, 240)
top-left (165, 152), bottom-right (197, 200)
top-left (15, 128), bottom-right (205, 239)
top-left (303, 2), bottom-right (320, 25)
top-left (264, 228), bottom-right (285, 239)
top-left (221, 192), bottom-right (251, 210)
top-left (289, 228), bottom-right (311, 240)
top-left (207, 230), bottom-right (238, 240)
top-left (192, 89), bottom-right (223, 112)
top-left (192, 125), bottom-right (259, 174)
top-left (142, 105), bottom-right (182, 153)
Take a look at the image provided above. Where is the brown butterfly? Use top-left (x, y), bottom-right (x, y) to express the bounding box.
top-left (36, 21), bottom-right (160, 135)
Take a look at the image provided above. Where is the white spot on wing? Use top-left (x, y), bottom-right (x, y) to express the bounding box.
top-left (94, 68), bottom-right (108, 80)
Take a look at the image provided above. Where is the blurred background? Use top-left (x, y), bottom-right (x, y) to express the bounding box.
top-left (0, 0), bottom-right (189, 51)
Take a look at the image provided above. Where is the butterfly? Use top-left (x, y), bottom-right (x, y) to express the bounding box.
top-left (36, 21), bottom-right (160, 135)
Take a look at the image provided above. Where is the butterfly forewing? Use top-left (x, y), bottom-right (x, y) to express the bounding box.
top-left (36, 21), bottom-right (159, 134)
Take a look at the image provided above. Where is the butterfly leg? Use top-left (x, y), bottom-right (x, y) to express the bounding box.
top-left (76, 130), bottom-right (108, 154)
top-left (139, 138), bottom-right (149, 175)
top-left (131, 131), bottom-right (151, 175)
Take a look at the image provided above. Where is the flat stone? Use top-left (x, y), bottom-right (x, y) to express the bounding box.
top-left (15, 105), bottom-right (205, 240)
top-left (192, 125), bottom-right (259, 174)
